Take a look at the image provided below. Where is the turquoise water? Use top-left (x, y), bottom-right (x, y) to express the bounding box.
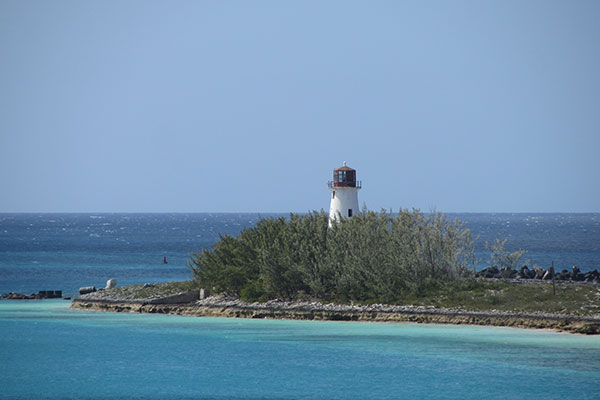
top-left (1, 301), bottom-right (599, 399)
top-left (2, 214), bottom-right (600, 398)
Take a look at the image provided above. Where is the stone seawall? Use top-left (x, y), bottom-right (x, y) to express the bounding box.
top-left (71, 296), bottom-right (600, 335)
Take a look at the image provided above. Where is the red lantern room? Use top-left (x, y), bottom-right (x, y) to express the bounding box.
top-left (327, 162), bottom-right (362, 189)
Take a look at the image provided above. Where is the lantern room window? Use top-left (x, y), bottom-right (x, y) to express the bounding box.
top-left (331, 164), bottom-right (358, 188)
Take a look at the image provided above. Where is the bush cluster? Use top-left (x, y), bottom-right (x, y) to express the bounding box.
top-left (189, 209), bottom-right (475, 304)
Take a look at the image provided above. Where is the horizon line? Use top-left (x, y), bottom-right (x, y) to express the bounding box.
top-left (1, 210), bottom-right (599, 215)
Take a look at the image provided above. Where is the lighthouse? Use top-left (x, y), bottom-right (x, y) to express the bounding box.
top-left (328, 162), bottom-right (362, 226)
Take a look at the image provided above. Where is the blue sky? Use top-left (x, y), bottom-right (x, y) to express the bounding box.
top-left (1, 1), bottom-right (598, 213)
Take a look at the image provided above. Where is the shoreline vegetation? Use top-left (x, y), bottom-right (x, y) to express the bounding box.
top-left (70, 280), bottom-right (600, 334)
top-left (60, 210), bottom-right (600, 334)
top-left (189, 210), bottom-right (476, 304)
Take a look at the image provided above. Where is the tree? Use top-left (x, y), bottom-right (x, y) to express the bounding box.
top-left (485, 238), bottom-right (527, 272)
top-left (189, 209), bottom-right (476, 303)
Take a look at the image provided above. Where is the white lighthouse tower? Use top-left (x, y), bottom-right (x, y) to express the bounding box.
top-left (328, 162), bottom-right (361, 226)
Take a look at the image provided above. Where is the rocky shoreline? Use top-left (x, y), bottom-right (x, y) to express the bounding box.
top-left (2, 290), bottom-right (65, 300)
top-left (71, 292), bottom-right (600, 335)
top-left (477, 265), bottom-right (600, 283)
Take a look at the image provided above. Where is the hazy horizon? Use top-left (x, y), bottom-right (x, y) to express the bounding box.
top-left (1, 210), bottom-right (599, 215)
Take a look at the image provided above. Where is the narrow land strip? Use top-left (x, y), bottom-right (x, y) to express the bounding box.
top-left (71, 290), bottom-right (600, 335)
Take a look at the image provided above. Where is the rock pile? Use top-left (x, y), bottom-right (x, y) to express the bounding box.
top-left (105, 279), bottom-right (118, 289)
top-left (1, 290), bottom-right (62, 299)
top-left (476, 265), bottom-right (600, 283)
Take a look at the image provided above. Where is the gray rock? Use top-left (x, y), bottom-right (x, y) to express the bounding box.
top-left (557, 270), bottom-right (570, 280)
top-left (146, 290), bottom-right (200, 305)
top-left (518, 266), bottom-right (531, 279)
top-left (543, 267), bottom-right (554, 280)
top-left (105, 279), bottom-right (117, 289)
top-left (572, 266), bottom-right (583, 281)
top-left (533, 265), bottom-right (545, 279)
top-left (79, 286), bottom-right (96, 295)
top-left (2, 292), bottom-right (35, 299)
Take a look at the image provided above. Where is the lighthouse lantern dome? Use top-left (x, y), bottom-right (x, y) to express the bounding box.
top-left (329, 161), bottom-right (362, 189)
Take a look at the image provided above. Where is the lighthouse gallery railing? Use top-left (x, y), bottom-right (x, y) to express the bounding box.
top-left (328, 181), bottom-right (362, 189)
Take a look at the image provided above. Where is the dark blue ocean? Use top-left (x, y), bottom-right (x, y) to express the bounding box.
top-left (1, 213), bottom-right (599, 400)
top-left (1, 213), bottom-right (599, 297)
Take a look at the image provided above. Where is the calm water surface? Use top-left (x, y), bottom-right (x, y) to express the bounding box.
top-left (1, 213), bottom-right (599, 399)
top-left (1, 300), bottom-right (599, 400)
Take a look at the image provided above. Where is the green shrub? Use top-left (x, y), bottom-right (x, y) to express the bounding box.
top-left (189, 209), bottom-right (475, 303)
top-left (240, 280), bottom-right (267, 302)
